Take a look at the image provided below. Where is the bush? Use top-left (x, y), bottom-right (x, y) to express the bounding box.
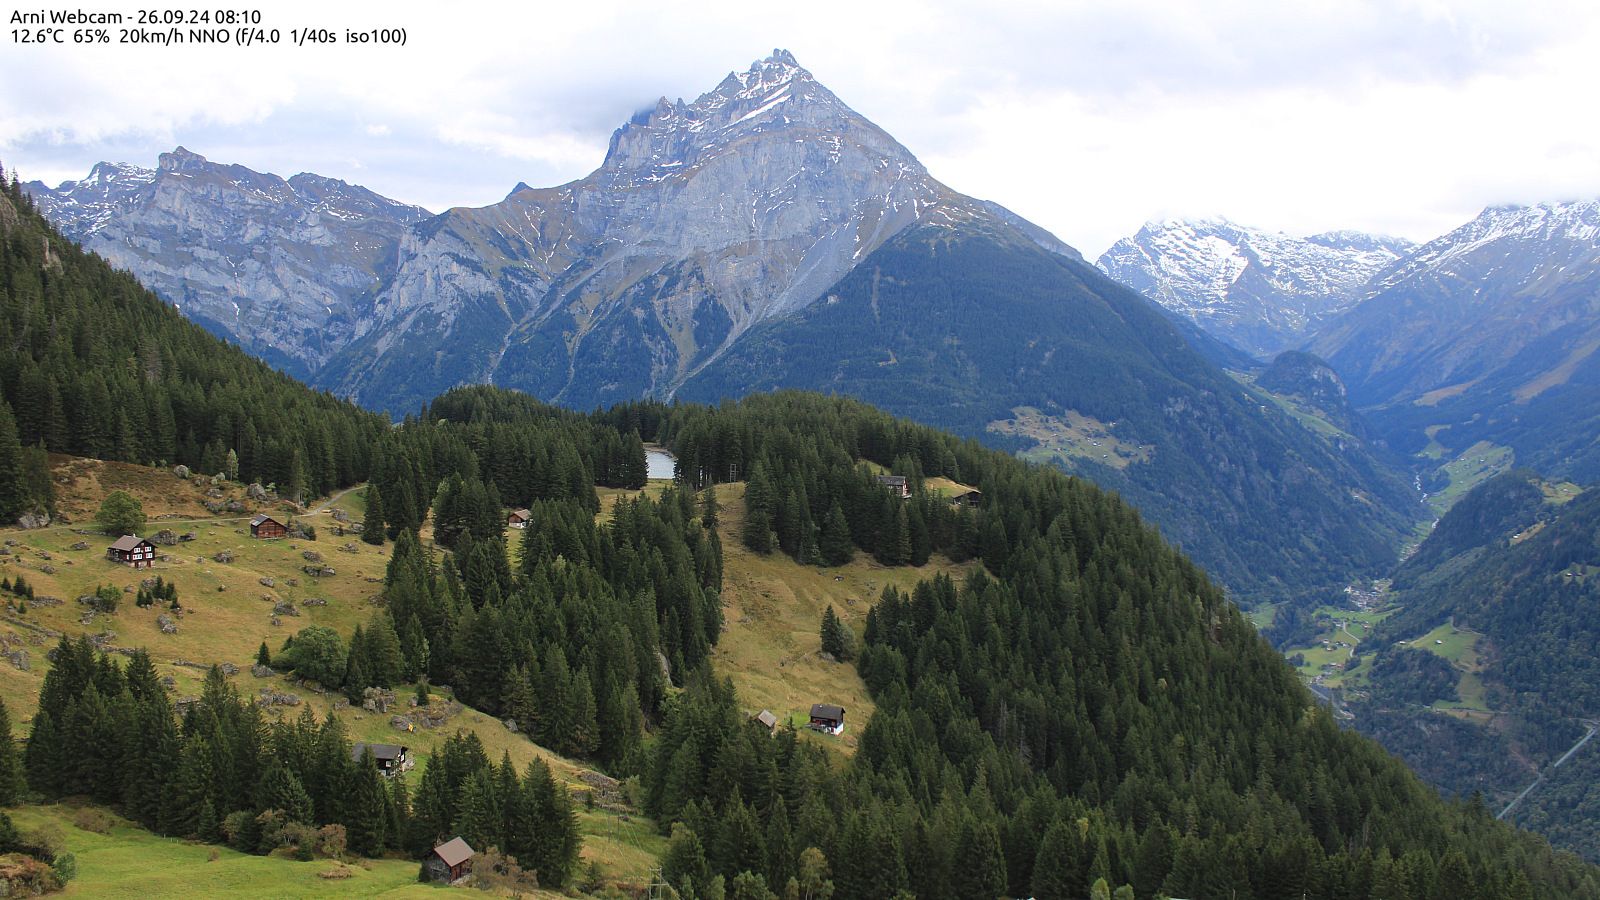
top-left (69, 808), bottom-right (115, 835)
top-left (91, 584), bottom-right (120, 614)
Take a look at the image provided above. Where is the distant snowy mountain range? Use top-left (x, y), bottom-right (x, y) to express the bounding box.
top-left (1096, 218), bottom-right (1414, 358)
top-left (1099, 201), bottom-right (1600, 481)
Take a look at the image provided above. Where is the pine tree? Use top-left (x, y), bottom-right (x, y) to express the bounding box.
top-left (0, 402), bottom-right (25, 522)
top-left (820, 504), bottom-right (853, 566)
top-left (821, 606), bottom-right (843, 659)
top-left (1031, 818), bottom-right (1079, 900)
top-left (365, 611), bottom-right (406, 687)
top-left (362, 484), bottom-right (386, 545)
top-left (954, 821), bottom-right (1007, 900)
top-left (257, 761), bottom-right (314, 824)
top-left (347, 751), bottom-right (390, 856)
top-left (22, 708), bottom-right (61, 797)
top-left (702, 483), bottom-right (720, 529)
top-left (663, 823), bottom-right (713, 895)
top-left (0, 698), bottom-right (24, 804)
top-left (742, 463), bottom-right (776, 553)
top-left (525, 757), bottom-right (580, 888)
top-left (453, 768), bottom-right (501, 859)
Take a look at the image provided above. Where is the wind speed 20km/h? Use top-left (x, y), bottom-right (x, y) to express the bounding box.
top-left (8, 8), bottom-right (407, 47)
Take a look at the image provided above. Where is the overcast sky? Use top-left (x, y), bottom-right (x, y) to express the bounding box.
top-left (4, 0), bottom-right (1597, 256)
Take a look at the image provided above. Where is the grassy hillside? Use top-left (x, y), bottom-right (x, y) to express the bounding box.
top-left (0, 456), bottom-right (666, 890)
top-left (705, 482), bottom-right (977, 752)
top-left (9, 804), bottom-right (460, 899)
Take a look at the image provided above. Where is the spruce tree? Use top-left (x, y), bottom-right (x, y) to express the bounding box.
top-left (348, 752), bottom-right (390, 857)
top-left (819, 504), bottom-right (853, 566)
top-left (366, 611), bottom-right (406, 687)
top-left (0, 402), bottom-right (25, 522)
top-left (361, 484), bottom-right (386, 545)
top-left (821, 606), bottom-right (843, 659)
top-left (742, 463), bottom-right (776, 553)
top-left (0, 698), bottom-right (23, 805)
top-left (702, 483), bottom-right (720, 529)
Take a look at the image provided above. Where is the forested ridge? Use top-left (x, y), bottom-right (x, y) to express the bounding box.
top-left (0, 163), bottom-right (1596, 897)
top-left (0, 170), bottom-right (387, 521)
top-left (1347, 472), bottom-right (1600, 861)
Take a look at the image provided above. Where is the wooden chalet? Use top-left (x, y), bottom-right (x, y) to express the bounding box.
top-left (948, 489), bottom-right (983, 508)
top-left (106, 535), bottom-right (156, 569)
top-left (351, 742), bottom-right (412, 777)
top-left (875, 474), bottom-right (910, 498)
top-left (507, 508), bottom-right (532, 529)
top-left (809, 703), bottom-right (846, 735)
top-left (424, 836), bottom-right (476, 883)
top-left (250, 514), bottom-right (287, 539)
top-left (754, 710), bottom-right (779, 733)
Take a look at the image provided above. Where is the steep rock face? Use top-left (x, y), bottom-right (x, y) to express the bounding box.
top-left (1311, 201), bottom-right (1600, 478)
top-left (26, 149), bottom-right (431, 377)
top-left (322, 50), bottom-right (1075, 412)
top-left (1098, 218), bottom-right (1411, 358)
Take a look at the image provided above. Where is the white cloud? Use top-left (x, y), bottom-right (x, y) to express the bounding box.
top-left (3, 0), bottom-right (1599, 255)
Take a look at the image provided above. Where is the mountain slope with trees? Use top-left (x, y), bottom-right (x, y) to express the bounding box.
top-left (1344, 472), bottom-right (1600, 859)
top-left (682, 221), bottom-right (1421, 605)
top-left (0, 169), bottom-right (387, 515)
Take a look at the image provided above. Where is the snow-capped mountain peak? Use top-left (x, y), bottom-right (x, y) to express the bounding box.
top-left (1371, 199), bottom-right (1600, 294)
top-left (1098, 217), bottom-right (1413, 358)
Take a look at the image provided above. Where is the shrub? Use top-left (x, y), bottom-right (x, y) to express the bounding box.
top-left (95, 491), bottom-right (145, 536)
top-left (91, 585), bottom-right (120, 614)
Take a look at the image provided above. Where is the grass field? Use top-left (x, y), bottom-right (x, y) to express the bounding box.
top-left (986, 406), bottom-right (1151, 470)
top-left (7, 803), bottom-right (466, 899)
top-left (1423, 441), bottom-right (1515, 518)
top-left (1407, 621), bottom-right (1492, 712)
top-left (1247, 602), bottom-right (1280, 631)
top-left (706, 482), bottom-right (976, 756)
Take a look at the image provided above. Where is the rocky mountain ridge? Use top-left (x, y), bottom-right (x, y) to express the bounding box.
top-left (1096, 217), bottom-right (1413, 358)
top-left (26, 148), bottom-right (432, 376)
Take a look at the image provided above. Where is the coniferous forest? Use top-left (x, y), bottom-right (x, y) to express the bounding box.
top-left (2, 165), bottom-right (1600, 897)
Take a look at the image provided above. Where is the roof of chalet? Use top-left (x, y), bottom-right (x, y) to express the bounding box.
top-left (875, 475), bottom-right (907, 486)
top-left (251, 514), bottom-right (282, 527)
top-left (755, 710), bottom-right (779, 729)
top-left (108, 535), bottom-right (149, 551)
top-left (810, 703), bottom-right (845, 720)
top-left (509, 508), bottom-right (532, 519)
top-left (431, 836), bottom-right (475, 867)
top-left (351, 742), bottom-right (407, 762)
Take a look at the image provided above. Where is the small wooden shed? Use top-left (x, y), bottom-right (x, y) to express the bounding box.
top-left (948, 489), bottom-right (983, 508)
top-left (424, 836), bottom-right (476, 883)
top-left (250, 514), bottom-right (287, 539)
